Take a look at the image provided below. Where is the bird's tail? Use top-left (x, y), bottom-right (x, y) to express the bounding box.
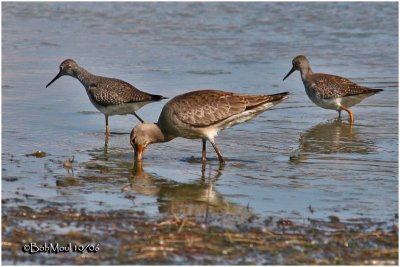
top-left (245, 92), bottom-right (289, 111)
top-left (369, 88), bottom-right (384, 93)
top-left (268, 92), bottom-right (290, 102)
top-left (150, 94), bottom-right (168, 101)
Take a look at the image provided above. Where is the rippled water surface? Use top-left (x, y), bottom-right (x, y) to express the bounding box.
top-left (2, 2), bottom-right (398, 224)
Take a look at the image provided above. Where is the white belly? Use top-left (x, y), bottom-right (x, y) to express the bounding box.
top-left (306, 88), bottom-right (375, 111)
top-left (92, 101), bottom-right (152, 116)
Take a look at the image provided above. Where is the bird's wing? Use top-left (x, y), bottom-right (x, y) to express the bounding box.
top-left (311, 74), bottom-right (376, 99)
top-left (89, 77), bottom-right (158, 106)
top-left (169, 90), bottom-right (275, 127)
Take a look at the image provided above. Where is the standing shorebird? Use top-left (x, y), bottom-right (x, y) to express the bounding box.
top-left (130, 89), bottom-right (289, 164)
top-left (46, 59), bottom-right (166, 136)
top-left (283, 55), bottom-right (383, 124)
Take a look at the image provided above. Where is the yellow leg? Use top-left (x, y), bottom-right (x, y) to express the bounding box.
top-left (339, 105), bottom-right (354, 124)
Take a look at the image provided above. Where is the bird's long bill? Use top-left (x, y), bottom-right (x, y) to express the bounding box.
top-left (46, 71), bottom-right (62, 88)
top-left (134, 144), bottom-right (145, 161)
top-left (283, 67), bottom-right (295, 81)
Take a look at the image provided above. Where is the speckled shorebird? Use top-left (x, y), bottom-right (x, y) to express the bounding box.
top-left (46, 59), bottom-right (166, 135)
top-left (130, 90), bottom-right (289, 164)
top-left (283, 55), bottom-right (383, 124)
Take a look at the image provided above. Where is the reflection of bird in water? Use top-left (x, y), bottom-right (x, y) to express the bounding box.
top-left (125, 162), bottom-right (253, 221)
top-left (126, 161), bottom-right (163, 196)
top-left (156, 165), bottom-right (223, 217)
top-left (291, 120), bottom-right (376, 162)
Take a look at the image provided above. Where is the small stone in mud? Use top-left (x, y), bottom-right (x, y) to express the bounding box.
top-left (329, 215), bottom-right (341, 223)
top-left (25, 151), bottom-right (47, 158)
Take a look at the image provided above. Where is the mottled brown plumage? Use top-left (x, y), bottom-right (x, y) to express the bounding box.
top-left (88, 77), bottom-right (161, 106)
top-left (305, 73), bottom-right (379, 99)
top-left (283, 55), bottom-right (383, 124)
top-left (130, 89), bottom-right (289, 164)
top-left (165, 90), bottom-right (287, 127)
top-left (46, 59), bottom-right (166, 136)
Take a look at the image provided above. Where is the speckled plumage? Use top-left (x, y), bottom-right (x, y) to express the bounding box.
top-left (88, 77), bottom-right (161, 106)
top-left (283, 55), bottom-right (383, 123)
top-left (130, 89), bottom-right (289, 164)
top-left (46, 59), bottom-right (166, 135)
top-left (304, 73), bottom-right (380, 100)
top-left (161, 90), bottom-right (287, 128)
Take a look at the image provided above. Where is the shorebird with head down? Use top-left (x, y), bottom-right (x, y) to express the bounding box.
top-left (283, 55), bottom-right (383, 124)
top-left (130, 89), bottom-right (289, 165)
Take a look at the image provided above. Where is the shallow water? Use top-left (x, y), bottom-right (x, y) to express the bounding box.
top-left (2, 2), bottom-right (398, 225)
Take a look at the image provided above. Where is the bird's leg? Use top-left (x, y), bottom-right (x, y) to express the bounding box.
top-left (105, 115), bottom-right (110, 135)
top-left (104, 115), bottom-right (110, 146)
top-left (339, 105), bottom-right (354, 124)
top-left (133, 112), bottom-right (144, 123)
top-left (209, 139), bottom-right (225, 165)
top-left (338, 109), bottom-right (342, 119)
top-left (202, 139), bottom-right (207, 164)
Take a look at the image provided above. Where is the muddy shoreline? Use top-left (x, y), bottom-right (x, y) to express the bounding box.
top-left (2, 206), bottom-right (398, 265)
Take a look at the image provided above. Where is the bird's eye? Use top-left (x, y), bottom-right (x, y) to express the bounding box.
top-left (59, 66), bottom-right (63, 71)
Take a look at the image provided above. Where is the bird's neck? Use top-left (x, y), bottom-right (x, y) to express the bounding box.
top-left (74, 66), bottom-right (96, 88)
top-left (148, 123), bottom-right (174, 144)
top-left (300, 65), bottom-right (313, 81)
top-left (156, 123), bottom-right (177, 143)
top-left (152, 124), bottom-right (167, 143)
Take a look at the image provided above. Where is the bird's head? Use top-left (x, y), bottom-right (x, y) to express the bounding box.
top-left (130, 123), bottom-right (165, 161)
top-left (46, 59), bottom-right (79, 87)
top-left (283, 55), bottom-right (310, 81)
